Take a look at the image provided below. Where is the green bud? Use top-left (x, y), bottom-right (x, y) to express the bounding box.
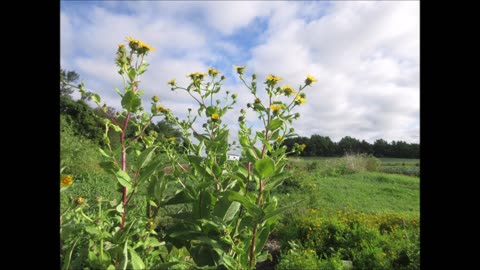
top-left (252, 74), bottom-right (257, 80)
top-left (152, 95), bottom-right (159, 102)
top-left (232, 93), bottom-right (238, 99)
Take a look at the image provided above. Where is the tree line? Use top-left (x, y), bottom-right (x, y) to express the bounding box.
top-left (283, 135), bottom-right (419, 158)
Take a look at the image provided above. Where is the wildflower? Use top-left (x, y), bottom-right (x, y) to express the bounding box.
top-left (305, 74), bottom-right (317, 85)
top-left (146, 220), bottom-right (155, 230)
top-left (167, 79), bottom-right (176, 86)
top-left (281, 84), bottom-right (296, 96)
top-left (211, 113), bottom-right (220, 120)
top-left (266, 74), bottom-right (282, 83)
top-left (125, 36), bottom-right (156, 52)
top-left (188, 72), bottom-right (207, 80)
top-left (157, 105), bottom-right (170, 113)
top-left (270, 104), bottom-right (281, 112)
top-left (208, 67), bottom-right (220, 77)
top-left (60, 175), bottom-right (73, 188)
top-left (233, 65), bottom-right (246, 75)
top-left (295, 96), bottom-right (306, 105)
top-left (76, 196), bottom-right (85, 205)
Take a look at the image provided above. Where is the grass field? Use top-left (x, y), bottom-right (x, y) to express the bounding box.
top-left (61, 131), bottom-right (420, 269)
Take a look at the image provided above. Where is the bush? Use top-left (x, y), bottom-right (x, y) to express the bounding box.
top-left (276, 242), bottom-right (319, 270)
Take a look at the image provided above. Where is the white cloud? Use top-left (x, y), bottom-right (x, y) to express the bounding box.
top-left (61, 1), bottom-right (419, 145)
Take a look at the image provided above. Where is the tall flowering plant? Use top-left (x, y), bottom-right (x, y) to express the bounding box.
top-left (60, 36), bottom-right (316, 269)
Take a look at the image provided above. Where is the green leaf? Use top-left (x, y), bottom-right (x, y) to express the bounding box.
top-left (206, 105), bottom-right (217, 116)
top-left (149, 200), bottom-right (158, 208)
top-left (98, 148), bottom-right (111, 158)
top-left (127, 67), bottom-right (137, 81)
top-left (138, 156), bottom-right (161, 183)
top-left (61, 238), bottom-right (78, 270)
top-left (269, 118), bottom-right (283, 130)
top-left (255, 156), bottom-right (275, 178)
top-left (254, 226), bottom-right (270, 256)
top-left (220, 254), bottom-right (237, 270)
top-left (120, 240), bottom-right (129, 270)
top-left (114, 86), bottom-right (123, 96)
top-left (245, 148), bottom-right (257, 162)
top-left (224, 201), bottom-right (241, 222)
top-left (92, 93), bottom-right (101, 104)
top-left (224, 191), bottom-right (262, 220)
top-left (163, 190), bottom-right (193, 206)
top-left (261, 200), bottom-right (303, 223)
top-left (137, 63), bottom-right (149, 75)
top-left (116, 203), bottom-right (124, 214)
top-left (135, 146), bottom-right (157, 170)
top-left (213, 195), bottom-right (241, 223)
top-left (194, 191), bottom-right (214, 219)
top-left (239, 135), bottom-right (251, 148)
top-left (188, 155), bottom-right (208, 177)
top-left (109, 123), bottom-right (123, 132)
top-left (106, 265), bottom-right (115, 270)
top-left (115, 170), bottom-right (132, 189)
top-left (128, 247), bottom-right (145, 270)
top-left (121, 91), bottom-right (141, 112)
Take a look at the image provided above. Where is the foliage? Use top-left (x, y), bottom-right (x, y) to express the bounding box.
top-left (60, 37), bottom-right (316, 269)
top-left (283, 135), bottom-right (419, 158)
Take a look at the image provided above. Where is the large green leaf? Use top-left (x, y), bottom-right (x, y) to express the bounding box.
top-left (115, 170), bottom-right (132, 189)
top-left (135, 146), bottom-right (157, 170)
top-left (127, 67), bottom-right (137, 81)
top-left (213, 196), bottom-right (241, 223)
top-left (224, 191), bottom-right (262, 220)
top-left (121, 91), bottom-right (141, 112)
top-left (255, 156), bottom-right (275, 178)
top-left (268, 118), bottom-right (283, 130)
top-left (194, 191), bottom-right (215, 219)
top-left (163, 190), bottom-right (193, 206)
top-left (254, 225), bottom-right (271, 256)
top-left (128, 247), bottom-right (145, 270)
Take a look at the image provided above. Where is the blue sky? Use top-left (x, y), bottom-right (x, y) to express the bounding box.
top-left (61, 1), bottom-right (419, 144)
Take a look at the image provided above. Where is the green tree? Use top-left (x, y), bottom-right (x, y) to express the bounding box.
top-left (60, 69), bottom-right (79, 98)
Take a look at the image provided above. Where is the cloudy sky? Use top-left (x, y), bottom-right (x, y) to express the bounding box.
top-left (60, 1), bottom-right (419, 145)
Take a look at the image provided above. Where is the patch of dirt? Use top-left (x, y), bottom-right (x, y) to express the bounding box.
top-left (256, 238), bottom-right (281, 270)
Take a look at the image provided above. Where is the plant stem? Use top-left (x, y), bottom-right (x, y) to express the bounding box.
top-left (120, 112), bottom-right (130, 230)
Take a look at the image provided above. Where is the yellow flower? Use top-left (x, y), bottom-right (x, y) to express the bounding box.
top-left (188, 72), bottom-right (207, 80)
top-left (211, 113), bottom-right (220, 120)
top-left (280, 84), bottom-right (296, 96)
top-left (157, 105), bottom-right (170, 113)
top-left (233, 65), bottom-right (246, 75)
top-left (276, 136), bottom-right (283, 142)
top-left (125, 36), bottom-right (156, 52)
top-left (208, 67), bottom-right (221, 77)
top-left (168, 137), bottom-right (176, 142)
top-left (167, 79), bottom-right (176, 86)
top-left (76, 196), bottom-right (85, 205)
top-left (295, 96), bottom-right (306, 105)
top-left (266, 74), bottom-right (282, 83)
top-left (305, 74), bottom-right (317, 85)
top-left (118, 44), bottom-right (125, 48)
top-left (60, 175), bottom-right (73, 188)
top-left (270, 104), bottom-right (281, 112)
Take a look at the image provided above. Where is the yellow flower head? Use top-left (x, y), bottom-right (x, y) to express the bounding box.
top-left (281, 84), bottom-right (296, 96)
top-left (233, 65), bottom-right (246, 75)
top-left (305, 74), bottom-right (317, 85)
top-left (270, 104), bottom-right (281, 112)
top-left (125, 36), bottom-right (156, 52)
top-left (157, 105), bottom-right (170, 113)
top-left (76, 196), bottom-right (85, 205)
top-left (208, 67), bottom-right (221, 77)
top-left (277, 136), bottom-right (284, 142)
top-left (167, 79), bottom-right (176, 86)
top-left (211, 113), bottom-right (220, 120)
top-left (60, 175), bottom-right (73, 188)
top-left (188, 72), bottom-right (207, 80)
top-left (266, 74), bottom-right (282, 83)
top-left (168, 137), bottom-right (176, 142)
top-left (295, 96), bottom-right (306, 105)
top-left (118, 44), bottom-right (125, 48)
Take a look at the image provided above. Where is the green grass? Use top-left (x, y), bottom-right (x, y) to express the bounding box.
top-left (276, 171), bottom-right (419, 215)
